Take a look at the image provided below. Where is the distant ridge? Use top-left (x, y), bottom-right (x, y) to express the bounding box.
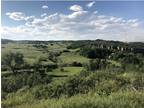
top-left (1, 39), bottom-right (14, 44)
top-left (1, 38), bottom-right (144, 44)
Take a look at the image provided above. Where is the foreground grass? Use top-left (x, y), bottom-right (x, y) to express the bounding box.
top-left (2, 90), bottom-right (144, 108)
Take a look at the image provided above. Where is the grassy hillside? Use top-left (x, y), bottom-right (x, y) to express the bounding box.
top-left (1, 39), bottom-right (144, 108)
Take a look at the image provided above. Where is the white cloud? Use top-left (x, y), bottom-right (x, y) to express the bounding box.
top-left (5, 12), bottom-right (35, 22)
top-left (127, 19), bottom-right (138, 23)
top-left (68, 11), bottom-right (87, 19)
top-left (6, 12), bottom-right (26, 21)
top-left (87, 1), bottom-right (95, 8)
top-left (93, 11), bottom-right (98, 14)
top-left (69, 5), bottom-right (83, 12)
top-left (131, 22), bottom-right (139, 27)
top-left (32, 13), bottom-right (59, 27)
top-left (41, 13), bottom-right (47, 17)
top-left (2, 10), bottom-right (144, 42)
top-left (42, 5), bottom-right (48, 9)
top-left (25, 16), bottom-right (35, 22)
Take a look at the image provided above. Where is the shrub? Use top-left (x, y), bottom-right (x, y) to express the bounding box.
top-left (2, 71), bottom-right (52, 93)
top-left (71, 62), bottom-right (82, 67)
top-left (63, 49), bottom-right (70, 52)
top-left (85, 59), bottom-right (108, 71)
top-left (1, 74), bottom-right (27, 93)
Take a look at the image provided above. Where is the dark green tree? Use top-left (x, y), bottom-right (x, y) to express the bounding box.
top-left (2, 52), bottom-right (24, 74)
top-left (80, 47), bottom-right (111, 59)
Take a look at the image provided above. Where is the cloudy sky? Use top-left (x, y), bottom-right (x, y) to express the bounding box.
top-left (1, 1), bottom-right (144, 41)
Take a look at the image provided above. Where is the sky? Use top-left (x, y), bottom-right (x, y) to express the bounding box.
top-left (1, 1), bottom-right (144, 41)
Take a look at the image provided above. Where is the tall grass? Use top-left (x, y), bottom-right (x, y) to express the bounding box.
top-left (2, 90), bottom-right (144, 108)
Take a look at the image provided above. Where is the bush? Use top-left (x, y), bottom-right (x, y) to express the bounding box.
top-left (96, 80), bottom-right (118, 96)
top-left (71, 62), bottom-right (82, 67)
top-left (110, 52), bottom-right (125, 60)
top-left (85, 59), bottom-right (108, 71)
top-left (63, 49), bottom-right (70, 52)
top-left (2, 71), bottom-right (52, 93)
top-left (120, 53), bottom-right (142, 64)
top-left (32, 71), bottom-right (122, 98)
top-left (2, 74), bottom-right (27, 93)
top-left (111, 53), bottom-right (143, 65)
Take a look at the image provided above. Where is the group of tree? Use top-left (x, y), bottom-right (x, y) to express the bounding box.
top-left (48, 51), bottom-right (62, 63)
top-left (2, 52), bottom-right (52, 94)
top-left (33, 44), bottom-right (48, 49)
top-left (80, 47), bottom-right (111, 59)
top-left (2, 52), bottom-right (24, 74)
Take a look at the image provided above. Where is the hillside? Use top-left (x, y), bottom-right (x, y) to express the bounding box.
top-left (1, 39), bottom-right (144, 108)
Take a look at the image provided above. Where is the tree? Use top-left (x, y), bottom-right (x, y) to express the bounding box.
top-left (48, 51), bottom-right (61, 63)
top-left (121, 53), bottom-right (141, 64)
top-left (85, 59), bottom-right (108, 71)
top-left (2, 52), bottom-right (24, 74)
top-left (26, 58), bottom-right (52, 87)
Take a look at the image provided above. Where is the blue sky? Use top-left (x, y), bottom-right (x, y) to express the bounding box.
top-left (1, 1), bottom-right (144, 41)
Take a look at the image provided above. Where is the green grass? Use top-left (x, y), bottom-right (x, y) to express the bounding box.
top-left (2, 90), bottom-right (144, 108)
top-left (47, 42), bottom-right (67, 51)
top-left (2, 43), bottom-right (46, 57)
top-left (108, 60), bottom-right (121, 67)
top-left (2, 43), bottom-right (53, 65)
top-left (47, 66), bottom-right (83, 82)
top-left (48, 67), bottom-right (83, 76)
top-left (1, 43), bottom-right (88, 65)
top-left (59, 52), bottom-right (89, 64)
